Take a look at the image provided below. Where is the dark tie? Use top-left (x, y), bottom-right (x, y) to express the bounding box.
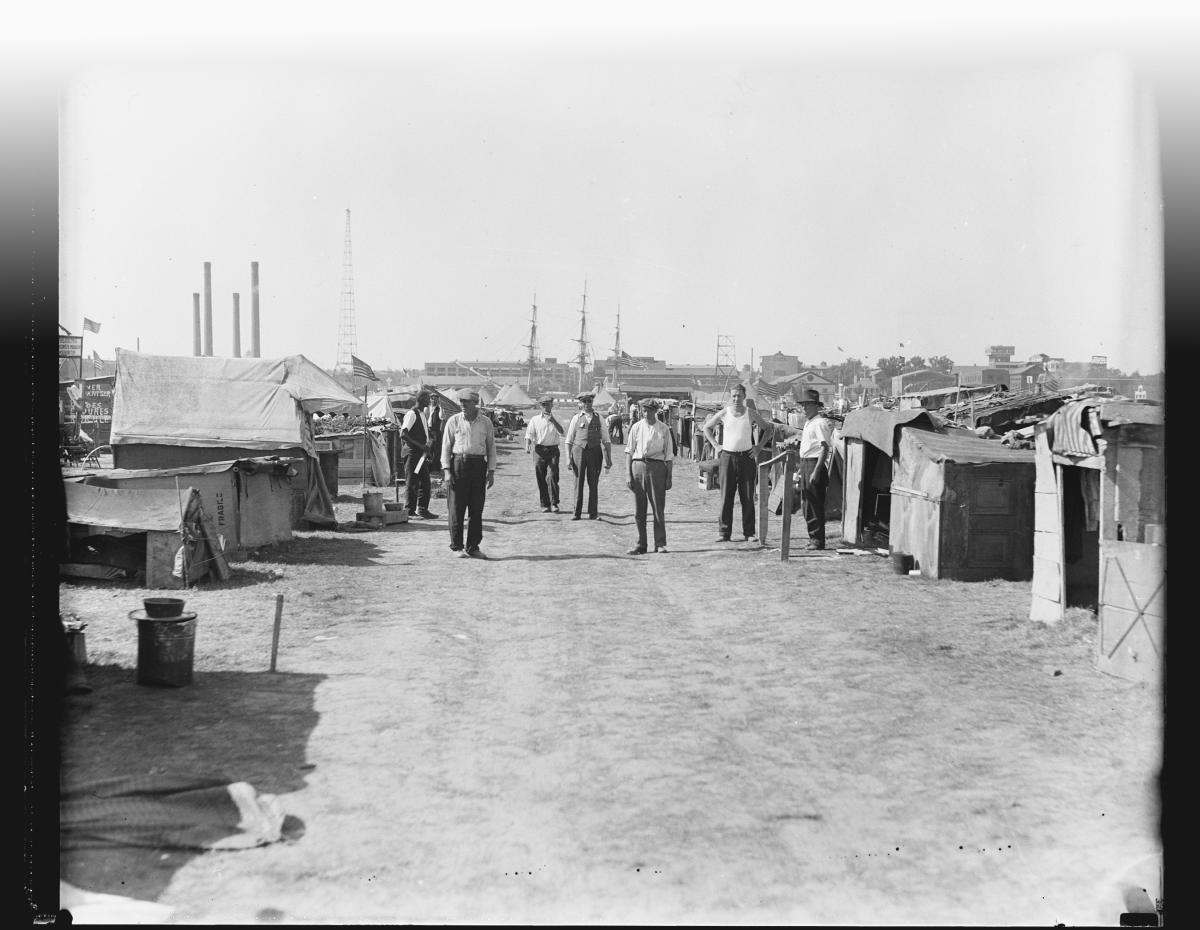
top-left (549, 416), bottom-right (564, 435)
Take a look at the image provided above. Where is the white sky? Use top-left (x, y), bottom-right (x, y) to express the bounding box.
top-left (30, 4), bottom-right (1196, 374)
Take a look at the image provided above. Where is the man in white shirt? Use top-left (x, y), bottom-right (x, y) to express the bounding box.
top-left (794, 388), bottom-right (835, 550)
top-left (624, 398), bottom-right (674, 554)
top-left (399, 390), bottom-right (439, 519)
top-left (565, 391), bottom-right (613, 520)
top-left (702, 383), bottom-right (771, 542)
top-left (524, 395), bottom-right (566, 513)
top-left (439, 389), bottom-right (497, 558)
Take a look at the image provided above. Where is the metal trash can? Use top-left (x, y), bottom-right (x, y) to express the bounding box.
top-left (132, 612), bottom-right (198, 687)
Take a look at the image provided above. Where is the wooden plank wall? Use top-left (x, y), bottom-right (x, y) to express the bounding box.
top-left (841, 438), bottom-right (865, 546)
top-left (1030, 431), bottom-right (1065, 622)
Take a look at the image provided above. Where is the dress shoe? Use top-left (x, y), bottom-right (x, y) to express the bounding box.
top-left (655, 546), bottom-right (669, 553)
top-left (626, 546), bottom-right (647, 555)
top-left (418, 510), bottom-right (438, 519)
top-left (572, 515), bottom-right (582, 521)
top-left (715, 536), bottom-right (731, 543)
top-left (743, 535), bottom-right (758, 542)
top-left (456, 549), bottom-right (471, 558)
top-left (541, 506), bottom-right (552, 513)
top-left (588, 515), bottom-right (599, 520)
top-left (552, 504), bottom-right (561, 513)
top-left (803, 541), bottom-right (825, 550)
top-left (467, 547), bottom-right (488, 559)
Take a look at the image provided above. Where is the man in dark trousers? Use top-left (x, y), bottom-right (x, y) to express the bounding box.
top-left (794, 388), bottom-right (835, 550)
top-left (439, 389), bottom-right (497, 558)
top-left (702, 382), bottom-right (771, 542)
top-left (565, 391), bottom-right (613, 520)
top-left (524, 394), bottom-right (565, 513)
top-left (399, 390), bottom-right (438, 519)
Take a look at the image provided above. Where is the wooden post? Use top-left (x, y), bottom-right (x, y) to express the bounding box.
top-left (758, 461), bottom-right (770, 547)
top-left (270, 593), bottom-right (284, 672)
top-left (781, 450), bottom-right (795, 561)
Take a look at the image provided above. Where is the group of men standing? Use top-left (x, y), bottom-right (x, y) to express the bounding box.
top-left (399, 382), bottom-right (834, 560)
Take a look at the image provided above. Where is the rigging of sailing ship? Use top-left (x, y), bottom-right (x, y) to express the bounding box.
top-left (572, 280), bottom-right (591, 394)
top-left (523, 294), bottom-right (540, 392)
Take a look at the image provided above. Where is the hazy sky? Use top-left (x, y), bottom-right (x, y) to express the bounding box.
top-left (40, 5), bottom-right (1194, 375)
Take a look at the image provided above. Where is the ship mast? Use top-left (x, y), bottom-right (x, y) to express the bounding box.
top-left (524, 293), bottom-right (540, 392)
top-left (572, 280), bottom-right (590, 394)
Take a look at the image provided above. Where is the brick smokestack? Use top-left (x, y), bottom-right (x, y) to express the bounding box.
top-left (192, 293), bottom-right (201, 356)
top-left (203, 262), bottom-right (213, 356)
top-left (250, 261), bottom-right (261, 357)
top-left (232, 293), bottom-right (241, 357)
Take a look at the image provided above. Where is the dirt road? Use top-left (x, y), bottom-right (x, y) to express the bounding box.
top-left (57, 431), bottom-right (1162, 924)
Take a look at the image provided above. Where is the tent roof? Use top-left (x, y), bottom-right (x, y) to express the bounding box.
top-left (493, 382), bottom-right (537, 407)
top-left (841, 407), bottom-right (943, 456)
top-left (66, 482), bottom-right (201, 531)
top-left (900, 427), bottom-right (1035, 465)
top-left (111, 350), bottom-right (363, 450)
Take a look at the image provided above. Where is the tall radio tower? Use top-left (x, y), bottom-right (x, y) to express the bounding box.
top-left (715, 333), bottom-right (737, 394)
top-left (335, 209), bottom-right (358, 370)
top-left (524, 294), bottom-right (540, 391)
top-left (572, 280), bottom-right (591, 393)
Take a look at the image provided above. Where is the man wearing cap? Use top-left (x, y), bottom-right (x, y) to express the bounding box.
top-left (439, 389), bottom-right (497, 558)
top-left (794, 387), bottom-right (835, 550)
top-left (624, 398), bottom-right (674, 554)
top-left (565, 391), bottom-right (612, 520)
top-left (399, 390), bottom-right (439, 520)
top-left (702, 382), bottom-right (771, 543)
top-left (524, 395), bottom-right (566, 513)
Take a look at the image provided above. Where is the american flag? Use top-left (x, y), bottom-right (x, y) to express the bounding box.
top-left (83, 317), bottom-right (101, 334)
top-left (351, 355), bottom-right (379, 381)
top-left (92, 350), bottom-right (103, 376)
top-left (618, 350), bottom-right (647, 369)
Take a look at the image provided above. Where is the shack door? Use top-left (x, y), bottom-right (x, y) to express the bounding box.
top-left (1097, 541), bottom-right (1164, 683)
top-left (959, 465), bottom-right (1034, 581)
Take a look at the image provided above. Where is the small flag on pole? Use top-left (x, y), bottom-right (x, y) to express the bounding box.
top-left (92, 350), bottom-right (103, 376)
top-left (351, 355), bottom-right (379, 381)
top-left (83, 317), bottom-right (101, 334)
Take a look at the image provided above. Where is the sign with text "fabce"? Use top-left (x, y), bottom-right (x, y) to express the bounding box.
top-left (59, 335), bottom-right (83, 358)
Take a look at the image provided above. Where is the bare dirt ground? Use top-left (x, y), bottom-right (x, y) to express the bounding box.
top-left (57, 428), bottom-right (1162, 925)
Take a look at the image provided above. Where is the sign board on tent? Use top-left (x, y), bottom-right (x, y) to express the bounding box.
top-left (81, 377), bottom-right (116, 446)
top-left (59, 335), bottom-right (83, 358)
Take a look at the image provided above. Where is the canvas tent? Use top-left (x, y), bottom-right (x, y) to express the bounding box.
top-left (62, 483), bottom-right (227, 588)
top-left (493, 382), bottom-right (537, 408)
top-left (840, 407), bottom-right (945, 547)
top-left (68, 457), bottom-right (300, 551)
top-left (1028, 399), bottom-right (1164, 682)
top-left (110, 350), bottom-right (363, 525)
top-left (591, 386), bottom-right (617, 411)
top-left (890, 428), bottom-right (1036, 580)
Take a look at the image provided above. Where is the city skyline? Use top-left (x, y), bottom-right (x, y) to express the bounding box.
top-left (34, 9), bottom-right (1192, 378)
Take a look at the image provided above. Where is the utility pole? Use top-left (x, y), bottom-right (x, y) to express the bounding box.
top-left (524, 294), bottom-right (540, 392)
top-left (573, 280), bottom-right (590, 394)
top-left (336, 209), bottom-right (358, 371)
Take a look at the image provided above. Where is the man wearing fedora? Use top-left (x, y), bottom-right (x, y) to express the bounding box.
top-left (702, 382), bottom-right (771, 543)
top-left (439, 388), bottom-right (497, 558)
top-left (795, 387), bottom-right (835, 550)
top-left (565, 391), bottom-right (613, 520)
top-left (524, 394), bottom-right (566, 513)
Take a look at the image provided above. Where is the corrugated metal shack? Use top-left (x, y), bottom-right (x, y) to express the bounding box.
top-left (1028, 399), bottom-right (1164, 683)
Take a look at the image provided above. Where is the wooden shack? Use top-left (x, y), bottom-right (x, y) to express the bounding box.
top-left (890, 428), bottom-right (1035, 581)
top-left (1028, 399), bottom-right (1164, 683)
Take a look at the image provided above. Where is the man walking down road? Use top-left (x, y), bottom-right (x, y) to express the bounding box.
top-left (524, 395), bottom-right (566, 513)
top-left (565, 391), bottom-right (612, 520)
top-left (624, 398), bottom-right (674, 554)
top-left (400, 390), bottom-right (439, 520)
top-left (440, 389), bottom-right (497, 558)
top-left (794, 387), bottom-right (835, 550)
top-left (702, 382), bottom-right (770, 543)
